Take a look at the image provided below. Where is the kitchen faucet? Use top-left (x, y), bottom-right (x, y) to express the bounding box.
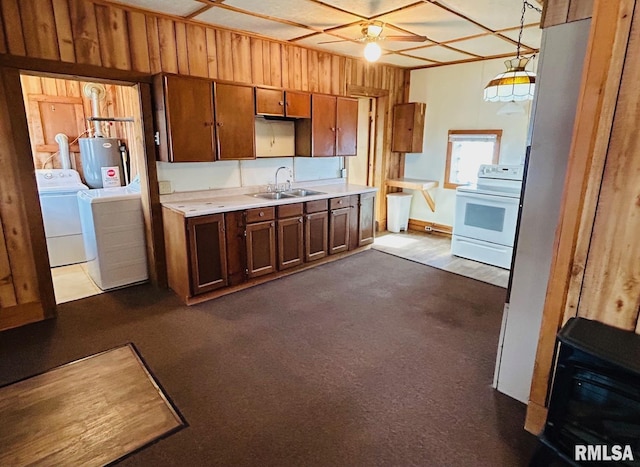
top-left (274, 166), bottom-right (291, 192)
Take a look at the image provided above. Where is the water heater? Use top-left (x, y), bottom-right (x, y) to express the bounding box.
top-left (79, 137), bottom-right (124, 188)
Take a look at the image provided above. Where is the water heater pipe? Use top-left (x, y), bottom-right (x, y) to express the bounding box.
top-left (54, 133), bottom-right (71, 169)
top-left (83, 83), bottom-right (106, 138)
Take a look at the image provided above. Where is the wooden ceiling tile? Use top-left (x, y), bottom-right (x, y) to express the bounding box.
top-left (194, 7), bottom-right (312, 41)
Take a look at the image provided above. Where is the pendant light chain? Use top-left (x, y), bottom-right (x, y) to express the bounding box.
top-left (517, 1), bottom-right (543, 59)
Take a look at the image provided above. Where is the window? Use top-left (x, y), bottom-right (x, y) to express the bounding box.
top-left (444, 130), bottom-right (502, 189)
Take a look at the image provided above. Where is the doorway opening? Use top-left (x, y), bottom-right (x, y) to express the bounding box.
top-left (20, 73), bottom-right (148, 304)
top-left (349, 97), bottom-right (376, 187)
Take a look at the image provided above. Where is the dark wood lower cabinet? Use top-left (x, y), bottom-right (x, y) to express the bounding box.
top-left (246, 220), bottom-right (276, 278)
top-left (278, 216), bottom-right (304, 270)
top-left (305, 211), bottom-right (328, 262)
top-left (359, 192), bottom-right (376, 246)
top-left (187, 214), bottom-right (228, 295)
top-left (329, 207), bottom-right (350, 254)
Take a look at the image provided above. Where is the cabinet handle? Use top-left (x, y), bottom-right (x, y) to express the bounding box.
top-left (331, 127), bottom-right (336, 132)
top-left (298, 217), bottom-right (303, 223)
top-left (338, 200), bottom-right (342, 205)
top-left (217, 122), bottom-right (223, 127)
top-left (337, 127), bottom-right (342, 132)
top-left (271, 222), bottom-right (275, 227)
top-left (279, 101), bottom-right (284, 106)
top-left (204, 121), bottom-right (213, 127)
top-left (259, 211), bottom-right (264, 217)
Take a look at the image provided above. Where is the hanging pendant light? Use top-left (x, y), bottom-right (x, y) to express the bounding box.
top-left (484, 0), bottom-right (541, 102)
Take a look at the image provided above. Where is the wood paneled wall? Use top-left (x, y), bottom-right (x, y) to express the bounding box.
top-left (20, 74), bottom-right (142, 182)
top-left (542, 0), bottom-right (594, 28)
top-left (526, 0), bottom-right (639, 434)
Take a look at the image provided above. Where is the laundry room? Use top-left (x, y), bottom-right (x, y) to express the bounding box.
top-left (20, 74), bottom-right (149, 304)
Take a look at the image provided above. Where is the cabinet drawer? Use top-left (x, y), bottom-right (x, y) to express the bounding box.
top-left (277, 203), bottom-right (303, 218)
top-left (330, 196), bottom-right (350, 210)
top-left (245, 206), bottom-right (275, 223)
top-left (305, 199), bottom-right (328, 214)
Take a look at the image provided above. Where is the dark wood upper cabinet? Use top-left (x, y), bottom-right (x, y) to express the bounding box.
top-left (311, 94), bottom-right (337, 157)
top-left (358, 192), bottom-right (376, 246)
top-left (336, 97), bottom-right (358, 156)
top-left (255, 88), bottom-right (310, 119)
top-left (296, 94), bottom-right (357, 157)
top-left (391, 102), bottom-right (426, 153)
top-left (154, 74), bottom-right (215, 162)
top-left (255, 88), bottom-right (285, 116)
top-left (187, 214), bottom-right (227, 295)
top-left (285, 91), bottom-right (311, 118)
top-left (277, 203), bottom-right (304, 270)
top-left (214, 82), bottom-right (256, 160)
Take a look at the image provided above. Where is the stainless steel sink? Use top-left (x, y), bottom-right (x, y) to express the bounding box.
top-left (252, 192), bottom-right (296, 200)
top-left (283, 189), bottom-right (326, 197)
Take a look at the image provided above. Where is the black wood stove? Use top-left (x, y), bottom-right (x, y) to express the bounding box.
top-left (531, 317), bottom-right (640, 466)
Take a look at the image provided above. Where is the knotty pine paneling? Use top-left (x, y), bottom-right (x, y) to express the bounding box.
top-left (1, 0), bottom-right (25, 56)
top-left (542, 0), bottom-right (594, 28)
top-left (52, 0), bottom-right (76, 63)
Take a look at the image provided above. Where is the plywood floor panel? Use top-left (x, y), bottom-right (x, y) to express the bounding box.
top-left (0, 345), bottom-right (184, 466)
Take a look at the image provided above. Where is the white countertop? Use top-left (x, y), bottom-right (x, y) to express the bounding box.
top-left (161, 181), bottom-right (377, 217)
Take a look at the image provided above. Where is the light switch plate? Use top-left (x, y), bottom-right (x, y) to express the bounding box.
top-left (158, 180), bottom-right (172, 194)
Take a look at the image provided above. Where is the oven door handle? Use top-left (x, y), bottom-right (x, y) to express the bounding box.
top-left (457, 192), bottom-right (519, 204)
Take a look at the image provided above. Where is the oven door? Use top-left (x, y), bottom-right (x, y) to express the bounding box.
top-left (454, 191), bottom-right (519, 246)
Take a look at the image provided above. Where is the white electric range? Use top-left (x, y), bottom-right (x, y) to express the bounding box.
top-left (451, 164), bottom-right (524, 269)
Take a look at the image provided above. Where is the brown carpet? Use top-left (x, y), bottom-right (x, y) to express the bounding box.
top-left (0, 250), bottom-right (536, 466)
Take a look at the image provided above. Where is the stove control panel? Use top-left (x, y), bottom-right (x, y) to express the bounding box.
top-left (478, 164), bottom-right (524, 181)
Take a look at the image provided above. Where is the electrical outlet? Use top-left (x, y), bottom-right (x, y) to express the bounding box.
top-left (158, 180), bottom-right (172, 194)
top-left (341, 168), bottom-right (347, 178)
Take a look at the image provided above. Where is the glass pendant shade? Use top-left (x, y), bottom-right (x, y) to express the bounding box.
top-left (484, 58), bottom-right (536, 102)
top-left (364, 42), bottom-right (382, 62)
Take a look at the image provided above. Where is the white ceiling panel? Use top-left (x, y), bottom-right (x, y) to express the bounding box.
top-left (407, 45), bottom-right (475, 63)
top-left (295, 34), bottom-right (368, 58)
top-left (377, 54), bottom-right (434, 68)
top-left (223, 0), bottom-right (362, 30)
top-left (320, 0), bottom-right (421, 18)
top-left (501, 25), bottom-right (543, 50)
top-left (110, 0), bottom-right (202, 17)
top-left (195, 8), bottom-right (313, 41)
top-left (437, 0), bottom-right (531, 31)
top-left (452, 35), bottom-right (518, 57)
top-left (377, 2), bottom-right (487, 43)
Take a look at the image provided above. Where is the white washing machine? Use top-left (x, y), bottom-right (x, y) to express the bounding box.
top-left (36, 169), bottom-right (88, 267)
top-left (77, 178), bottom-right (148, 291)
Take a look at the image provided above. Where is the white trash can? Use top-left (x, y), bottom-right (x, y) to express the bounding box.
top-left (386, 192), bottom-right (413, 233)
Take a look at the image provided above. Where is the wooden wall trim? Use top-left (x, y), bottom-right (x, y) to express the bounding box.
top-left (525, 0), bottom-right (635, 433)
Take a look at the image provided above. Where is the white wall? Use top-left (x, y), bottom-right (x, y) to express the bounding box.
top-left (156, 118), bottom-right (342, 193)
top-left (405, 58), bottom-right (535, 226)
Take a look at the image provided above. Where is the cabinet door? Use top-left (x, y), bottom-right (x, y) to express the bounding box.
top-left (336, 97), bottom-right (358, 156)
top-left (159, 75), bottom-right (215, 162)
top-left (285, 91), bottom-right (311, 118)
top-left (329, 207), bottom-right (350, 255)
top-left (391, 102), bottom-right (426, 153)
top-left (312, 94), bottom-right (337, 157)
top-left (214, 83), bottom-right (256, 160)
top-left (359, 192), bottom-right (376, 246)
top-left (255, 88), bottom-right (285, 116)
top-left (187, 214), bottom-right (227, 295)
top-left (246, 220), bottom-right (276, 278)
top-left (277, 216), bottom-right (304, 270)
top-left (305, 211), bottom-right (328, 262)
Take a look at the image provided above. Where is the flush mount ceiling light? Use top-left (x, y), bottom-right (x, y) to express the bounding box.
top-left (484, 0), bottom-right (542, 102)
